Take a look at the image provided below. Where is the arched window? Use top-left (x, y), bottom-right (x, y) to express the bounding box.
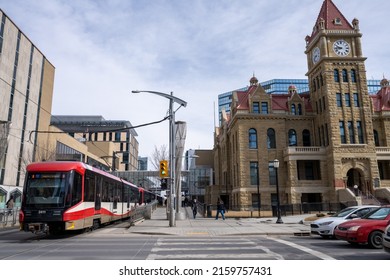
top-left (291, 104), bottom-right (296, 115)
top-left (288, 129), bottom-right (297, 146)
top-left (342, 69), bottom-right (348, 82)
top-left (302, 129), bottom-right (311, 146)
top-left (267, 128), bottom-right (276, 149)
top-left (249, 128), bottom-right (257, 149)
top-left (334, 69), bottom-right (340, 82)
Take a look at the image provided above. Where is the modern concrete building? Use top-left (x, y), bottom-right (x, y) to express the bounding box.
top-left (212, 0), bottom-right (390, 211)
top-left (50, 115), bottom-right (139, 171)
top-left (0, 9), bottom-right (56, 208)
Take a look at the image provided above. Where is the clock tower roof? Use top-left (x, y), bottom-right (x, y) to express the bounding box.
top-left (307, 0), bottom-right (354, 44)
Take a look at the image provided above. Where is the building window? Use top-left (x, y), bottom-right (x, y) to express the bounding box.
top-left (291, 104), bottom-right (296, 115)
top-left (348, 121), bottom-right (355, 144)
top-left (249, 129), bottom-right (257, 149)
top-left (253, 102), bottom-right (260, 113)
top-left (267, 128), bottom-right (276, 149)
top-left (353, 93), bottom-right (359, 107)
top-left (288, 129), bottom-right (297, 146)
top-left (339, 121), bottom-right (346, 144)
top-left (345, 93), bottom-right (351, 107)
top-left (325, 123), bottom-right (329, 146)
top-left (302, 129), bottom-right (311, 146)
top-left (297, 104), bottom-right (302, 115)
top-left (336, 93), bottom-right (342, 107)
top-left (115, 132), bottom-right (121, 142)
top-left (351, 69), bottom-right (357, 83)
top-left (357, 121), bottom-right (364, 144)
top-left (342, 69), bottom-right (348, 82)
top-left (261, 102), bottom-right (268, 114)
top-left (374, 129), bottom-right (380, 146)
top-left (250, 162), bottom-right (259, 185)
top-left (268, 162), bottom-right (276, 185)
top-left (334, 69), bottom-right (340, 82)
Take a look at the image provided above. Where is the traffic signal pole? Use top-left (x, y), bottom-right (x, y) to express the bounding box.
top-left (131, 90), bottom-right (187, 227)
top-left (168, 93), bottom-right (176, 227)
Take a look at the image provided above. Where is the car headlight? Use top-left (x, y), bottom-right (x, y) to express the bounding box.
top-left (348, 226), bottom-right (361, 231)
top-left (319, 221), bottom-right (334, 226)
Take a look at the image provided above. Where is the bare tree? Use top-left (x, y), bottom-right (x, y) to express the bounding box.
top-left (151, 144), bottom-right (168, 170)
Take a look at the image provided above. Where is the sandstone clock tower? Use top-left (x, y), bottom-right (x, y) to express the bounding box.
top-left (305, 0), bottom-right (379, 200)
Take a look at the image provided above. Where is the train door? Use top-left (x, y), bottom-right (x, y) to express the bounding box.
top-left (95, 176), bottom-right (102, 211)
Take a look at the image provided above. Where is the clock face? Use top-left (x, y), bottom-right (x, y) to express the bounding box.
top-left (312, 47), bottom-right (320, 63)
top-left (333, 40), bottom-right (350, 56)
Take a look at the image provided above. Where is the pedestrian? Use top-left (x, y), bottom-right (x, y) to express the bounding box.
top-left (192, 198), bottom-right (198, 219)
top-left (215, 198), bottom-right (225, 220)
top-left (6, 195), bottom-right (14, 216)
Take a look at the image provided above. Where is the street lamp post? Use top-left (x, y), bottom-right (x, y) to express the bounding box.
top-left (131, 90), bottom-right (187, 227)
top-left (273, 159), bottom-right (283, 224)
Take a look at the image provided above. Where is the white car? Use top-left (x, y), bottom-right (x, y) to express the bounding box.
top-left (310, 205), bottom-right (379, 238)
top-left (383, 224), bottom-right (390, 253)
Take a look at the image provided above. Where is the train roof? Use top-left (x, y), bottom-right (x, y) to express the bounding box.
top-left (26, 161), bottom-right (137, 187)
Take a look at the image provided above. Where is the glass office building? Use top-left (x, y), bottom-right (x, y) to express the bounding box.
top-left (218, 78), bottom-right (381, 124)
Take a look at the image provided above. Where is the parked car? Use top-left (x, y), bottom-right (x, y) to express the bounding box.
top-left (334, 205), bottom-right (390, 249)
top-left (383, 224), bottom-right (390, 253)
top-left (310, 205), bottom-right (379, 238)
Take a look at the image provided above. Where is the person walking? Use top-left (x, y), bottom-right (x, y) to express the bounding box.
top-left (6, 195), bottom-right (14, 216)
top-left (192, 198), bottom-right (198, 219)
top-left (215, 198), bottom-right (225, 220)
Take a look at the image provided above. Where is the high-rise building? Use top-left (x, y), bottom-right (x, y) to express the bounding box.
top-left (218, 78), bottom-right (380, 125)
top-left (212, 0), bottom-right (390, 210)
top-left (0, 9), bottom-right (56, 206)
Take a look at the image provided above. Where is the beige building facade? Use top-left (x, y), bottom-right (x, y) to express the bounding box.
top-left (0, 10), bottom-right (134, 209)
top-left (212, 0), bottom-right (390, 210)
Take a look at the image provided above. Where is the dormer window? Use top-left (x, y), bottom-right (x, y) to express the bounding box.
top-left (252, 102), bottom-right (260, 114)
top-left (333, 18), bottom-right (342, 25)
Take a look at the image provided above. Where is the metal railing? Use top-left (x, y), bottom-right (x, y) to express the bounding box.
top-left (0, 208), bottom-right (19, 227)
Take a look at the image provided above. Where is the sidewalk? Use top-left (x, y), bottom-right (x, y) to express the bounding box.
top-left (126, 206), bottom-right (312, 236)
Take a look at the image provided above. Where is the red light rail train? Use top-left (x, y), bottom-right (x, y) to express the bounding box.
top-left (19, 161), bottom-right (158, 234)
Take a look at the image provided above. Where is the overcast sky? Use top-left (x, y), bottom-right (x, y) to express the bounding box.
top-left (1, 0), bottom-right (389, 162)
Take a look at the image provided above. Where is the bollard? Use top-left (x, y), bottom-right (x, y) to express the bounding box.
top-left (207, 205), bottom-right (212, 218)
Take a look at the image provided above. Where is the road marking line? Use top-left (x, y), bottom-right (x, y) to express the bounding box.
top-left (267, 236), bottom-right (335, 260)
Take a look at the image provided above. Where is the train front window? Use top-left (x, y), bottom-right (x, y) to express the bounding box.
top-left (25, 172), bottom-right (68, 207)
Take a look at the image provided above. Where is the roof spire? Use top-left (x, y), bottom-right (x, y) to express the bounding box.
top-left (306, 0), bottom-right (354, 43)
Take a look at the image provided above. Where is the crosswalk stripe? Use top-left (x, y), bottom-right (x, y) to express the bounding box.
top-left (147, 237), bottom-right (284, 260)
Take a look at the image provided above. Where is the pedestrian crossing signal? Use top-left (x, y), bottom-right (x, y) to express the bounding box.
top-left (160, 178), bottom-right (167, 190)
top-left (159, 160), bottom-right (168, 178)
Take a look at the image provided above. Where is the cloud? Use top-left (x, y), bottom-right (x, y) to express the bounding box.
top-left (1, 0), bottom-right (390, 161)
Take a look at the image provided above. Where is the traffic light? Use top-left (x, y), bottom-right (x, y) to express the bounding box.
top-left (160, 178), bottom-right (167, 190)
top-left (159, 160), bottom-right (168, 178)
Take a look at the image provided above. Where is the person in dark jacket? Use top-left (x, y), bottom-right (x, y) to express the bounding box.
top-left (215, 198), bottom-right (225, 220)
top-left (192, 198), bottom-right (198, 219)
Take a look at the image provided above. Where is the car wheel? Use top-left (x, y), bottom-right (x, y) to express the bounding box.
top-left (368, 230), bottom-right (383, 249)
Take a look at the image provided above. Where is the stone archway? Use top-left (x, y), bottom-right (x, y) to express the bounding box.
top-left (346, 168), bottom-right (363, 194)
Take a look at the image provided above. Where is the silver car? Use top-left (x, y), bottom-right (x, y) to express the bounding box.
top-left (310, 205), bottom-right (379, 238)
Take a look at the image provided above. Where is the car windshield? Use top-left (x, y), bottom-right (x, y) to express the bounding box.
top-left (364, 207), bottom-right (390, 220)
top-left (332, 207), bottom-right (357, 218)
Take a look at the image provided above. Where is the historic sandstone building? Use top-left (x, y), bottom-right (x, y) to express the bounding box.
top-left (211, 0), bottom-right (390, 210)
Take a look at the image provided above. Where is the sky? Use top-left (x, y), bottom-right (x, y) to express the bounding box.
top-left (1, 0), bottom-right (389, 160)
